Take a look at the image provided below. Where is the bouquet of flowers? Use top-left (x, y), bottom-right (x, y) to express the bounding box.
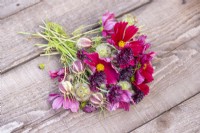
top-left (22, 12), bottom-right (155, 113)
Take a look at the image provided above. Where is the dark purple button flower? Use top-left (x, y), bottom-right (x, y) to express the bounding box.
top-left (116, 47), bottom-right (135, 68)
top-left (89, 71), bottom-right (106, 92)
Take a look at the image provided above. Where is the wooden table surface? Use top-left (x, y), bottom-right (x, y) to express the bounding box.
top-left (1, 0), bottom-right (200, 133)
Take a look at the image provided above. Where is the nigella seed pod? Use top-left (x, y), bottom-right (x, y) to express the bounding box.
top-left (59, 81), bottom-right (72, 95)
top-left (76, 37), bottom-right (92, 49)
top-left (90, 92), bottom-right (104, 106)
top-left (71, 60), bottom-right (85, 73)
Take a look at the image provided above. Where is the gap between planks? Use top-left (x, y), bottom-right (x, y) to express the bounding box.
top-left (0, 0), bottom-right (151, 74)
top-left (128, 91), bottom-right (200, 133)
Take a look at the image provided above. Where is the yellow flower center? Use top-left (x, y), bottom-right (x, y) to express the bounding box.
top-left (96, 63), bottom-right (105, 72)
top-left (118, 40), bottom-right (125, 48)
top-left (143, 64), bottom-right (147, 70)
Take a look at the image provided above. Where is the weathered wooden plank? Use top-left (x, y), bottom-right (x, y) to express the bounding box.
top-left (0, 0), bottom-right (41, 19)
top-left (1, 0), bottom-right (200, 132)
top-left (1, 35), bottom-right (200, 132)
top-left (0, 0), bottom-right (150, 74)
top-left (131, 93), bottom-right (200, 133)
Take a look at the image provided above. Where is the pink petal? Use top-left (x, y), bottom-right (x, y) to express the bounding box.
top-left (48, 93), bottom-right (60, 101)
top-left (103, 62), bottom-right (119, 84)
top-left (49, 70), bottom-right (58, 79)
top-left (52, 97), bottom-right (63, 110)
top-left (63, 98), bottom-right (70, 109)
top-left (135, 70), bottom-right (145, 85)
top-left (69, 100), bottom-right (79, 112)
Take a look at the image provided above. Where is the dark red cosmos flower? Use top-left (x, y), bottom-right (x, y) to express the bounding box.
top-left (128, 35), bottom-right (151, 56)
top-left (102, 11), bottom-right (117, 37)
top-left (135, 52), bottom-right (155, 85)
top-left (133, 83), bottom-right (149, 96)
top-left (107, 22), bottom-right (138, 49)
top-left (82, 51), bottom-right (119, 84)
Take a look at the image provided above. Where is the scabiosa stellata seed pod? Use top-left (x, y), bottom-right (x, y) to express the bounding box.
top-left (76, 37), bottom-right (92, 49)
top-left (72, 83), bottom-right (91, 101)
top-left (96, 43), bottom-right (111, 58)
top-left (71, 60), bottom-right (85, 74)
top-left (117, 81), bottom-right (131, 90)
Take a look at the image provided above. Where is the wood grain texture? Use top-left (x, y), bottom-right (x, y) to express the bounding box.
top-left (1, 0), bottom-right (200, 132)
top-left (0, 0), bottom-right (41, 19)
top-left (131, 93), bottom-right (200, 133)
top-left (0, 0), bottom-right (150, 74)
top-left (1, 36), bottom-right (200, 133)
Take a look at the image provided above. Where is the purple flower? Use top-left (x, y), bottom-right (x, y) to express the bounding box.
top-left (48, 93), bottom-right (79, 112)
top-left (89, 71), bottom-right (106, 92)
top-left (106, 85), bottom-right (133, 111)
top-left (82, 104), bottom-right (97, 113)
top-left (49, 68), bottom-right (67, 82)
top-left (119, 66), bottom-right (134, 81)
top-left (116, 47), bottom-right (135, 68)
top-left (102, 11), bottom-right (117, 37)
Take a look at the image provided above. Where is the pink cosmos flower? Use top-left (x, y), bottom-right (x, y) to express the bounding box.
top-left (49, 68), bottom-right (67, 82)
top-left (48, 93), bottom-right (79, 112)
top-left (102, 11), bottom-right (117, 37)
top-left (135, 52), bottom-right (155, 85)
top-left (48, 81), bottom-right (79, 112)
top-left (82, 51), bottom-right (119, 84)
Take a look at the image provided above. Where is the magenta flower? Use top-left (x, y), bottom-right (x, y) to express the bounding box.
top-left (82, 51), bottom-right (119, 84)
top-left (49, 68), bottom-right (67, 82)
top-left (48, 93), bottom-right (79, 112)
top-left (135, 52), bottom-right (155, 85)
top-left (102, 11), bottom-right (117, 37)
top-left (106, 85), bottom-right (133, 111)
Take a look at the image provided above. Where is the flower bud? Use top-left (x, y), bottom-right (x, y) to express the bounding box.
top-left (71, 60), bottom-right (85, 73)
top-left (96, 43), bottom-right (111, 58)
top-left (59, 81), bottom-right (72, 95)
top-left (76, 37), bottom-right (92, 49)
top-left (90, 92), bottom-right (104, 106)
